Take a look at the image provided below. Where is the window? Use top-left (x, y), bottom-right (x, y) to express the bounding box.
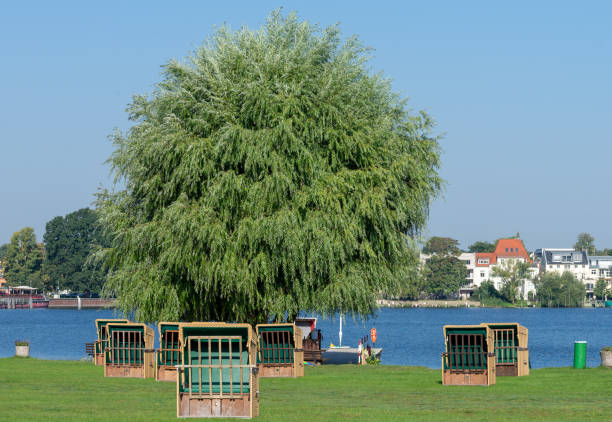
top-left (557, 265), bottom-right (560, 269)
top-left (600, 269), bottom-right (605, 276)
top-left (565, 264), bottom-right (570, 269)
top-left (463, 260), bottom-right (471, 265)
top-left (480, 272), bottom-right (485, 278)
top-left (505, 248), bottom-right (508, 252)
top-left (478, 259), bottom-right (489, 264)
top-left (592, 269), bottom-right (597, 275)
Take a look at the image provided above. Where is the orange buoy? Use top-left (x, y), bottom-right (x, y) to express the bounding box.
top-left (371, 327), bottom-right (377, 344)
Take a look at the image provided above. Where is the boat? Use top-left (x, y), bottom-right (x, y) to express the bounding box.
top-left (320, 314), bottom-right (383, 364)
top-left (322, 346), bottom-right (383, 364)
top-left (0, 286), bottom-right (49, 309)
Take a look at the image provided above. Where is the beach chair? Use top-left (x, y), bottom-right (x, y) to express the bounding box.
top-left (256, 323), bottom-right (304, 378)
top-left (442, 325), bottom-right (496, 386)
top-left (481, 322), bottom-right (529, 376)
top-left (104, 322), bottom-right (155, 378)
top-left (156, 322), bottom-right (180, 381)
top-left (176, 322), bottom-right (258, 418)
top-left (94, 318), bottom-right (129, 366)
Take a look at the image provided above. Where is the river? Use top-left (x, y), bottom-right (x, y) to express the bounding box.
top-left (1, 307), bottom-right (610, 368)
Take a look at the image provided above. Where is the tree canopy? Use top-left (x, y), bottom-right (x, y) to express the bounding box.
top-left (422, 237), bottom-right (460, 255)
top-left (422, 255), bottom-right (467, 299)
top-left (44, 208), bottom-right (108, 293)
top-left (593, 279), bottom-right (609, 301)
top-left (535, 271), bottom-right (585, 307)
top-left (468, 241), bottom-right (495, 253)
top-left (3, 227), bottom-right (46, 288)
top-left (491, 260), bottom-right (531, 303)
top-left (97, 11), bottom-right (443, 324)
top-left (574, 233), bottom-right (596, 255)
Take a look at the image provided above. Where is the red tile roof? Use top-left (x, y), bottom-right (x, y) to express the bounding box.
top-left (475, 253), bottom-right (496, 267)
top-left (475, 238), bottom-right (531, 266)
top-left (494, 238), bottom-right (531, 262)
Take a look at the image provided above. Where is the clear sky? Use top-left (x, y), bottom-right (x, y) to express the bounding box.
top-left (1, 1), bottom-right (610, 251)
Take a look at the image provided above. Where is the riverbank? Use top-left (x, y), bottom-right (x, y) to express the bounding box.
top-left (1, 358), bottom-right (610, 421)
top-left (377, 299), bottom-right (481, 308)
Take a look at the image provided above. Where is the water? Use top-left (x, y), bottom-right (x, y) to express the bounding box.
top-left (1, 307), bottom-right (610, 368)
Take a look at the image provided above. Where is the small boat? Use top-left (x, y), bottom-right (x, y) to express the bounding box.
top-left (321, 314), bottom-right (382, 364)
top-left (322, 346), bottom-right (383, 364)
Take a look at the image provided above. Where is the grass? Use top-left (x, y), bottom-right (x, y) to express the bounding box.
top-left (1, 358), bottom-right (611, 421)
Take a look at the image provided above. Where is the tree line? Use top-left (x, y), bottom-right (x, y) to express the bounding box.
top-left (0, 208), bottom-right (108, 293)
top-left (407, 234), bottom-right (609, 306)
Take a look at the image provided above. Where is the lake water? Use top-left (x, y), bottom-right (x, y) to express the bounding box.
top-left (1, 307), bottom-right (610, 368)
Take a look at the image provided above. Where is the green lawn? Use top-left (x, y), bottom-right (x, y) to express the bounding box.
top-left (1, 358), bottom-right (610, 421)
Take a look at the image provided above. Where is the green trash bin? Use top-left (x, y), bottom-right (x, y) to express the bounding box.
top-left (573, 341), bottom-right (587, 369)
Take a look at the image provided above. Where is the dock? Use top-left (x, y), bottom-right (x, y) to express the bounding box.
top-left (48, 298), bottom-right (116, 309)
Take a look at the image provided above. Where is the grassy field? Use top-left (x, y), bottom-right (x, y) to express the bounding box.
top-left (1, 358), bottom-right (611, 421)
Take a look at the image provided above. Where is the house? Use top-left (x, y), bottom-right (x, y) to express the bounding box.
top-left (471, 238), bottom-right (536, 299)
top-left (538, 248), bottom-right (592, 290)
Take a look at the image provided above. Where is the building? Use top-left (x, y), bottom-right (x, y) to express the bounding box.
top-left (472, 238), bottom-right (536, 298)
top-left (538, 248), bottom-right (594, 292)
top-left (422, 238), bottom-right (537, 300)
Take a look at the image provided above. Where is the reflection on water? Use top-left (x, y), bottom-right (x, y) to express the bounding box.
top-left (1, 307), bottom-right (610, 368)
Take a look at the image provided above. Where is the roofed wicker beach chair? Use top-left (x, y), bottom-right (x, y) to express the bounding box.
top-left (156, 322), bottom-right (180, 382)
top-left (94, 318), bottom-right (129, 366)
top-left (176, 322), bottom-right (259, 418)
top-left (256, 323), bottom-right (304, 378)
top-left (104, 322), bottom-right (155, 378)
top-left (481, 322), bottom-right (529, 376)
top-left (442, 324), bottom-right (496, 386)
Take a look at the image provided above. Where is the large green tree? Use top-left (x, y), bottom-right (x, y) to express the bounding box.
top-left (574, 233), bottom-right (596, 255)
top-left (422, 237), bottom-right (460, 255)
top-left (44, 208), bottom-right (108, 293)
top-left (593, 279), bottom-right (608, 300)
top-left (468, 241), bottom-right (495, 253)
top-left (0, 243), bottom-right (8, 276)
top-left (97, 12), bottom-right (442, 324)
top-left (423, 255), bottom-right (467, 299)
top-left (3, 227), bottom-right (45, 288)
top-left (491, 260), bottom-right (531, 304)
top-left (536, 271), bottom-right (586, 307)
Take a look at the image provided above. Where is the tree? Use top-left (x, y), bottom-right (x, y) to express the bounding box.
top-left (574, 233), bottom-right (596, 255)
top-left (422, 237), bottom-right (460, 255)
top-left (44, 208), bottom-right (109, 293)
top-left (423, 255), bottom-right (467, 299)
top-left (3, 227), bottom-right (45, 288)
top-left (0, 243), bottom-right (8, 276)
top-left (468, 241), bottom-right (495, 253)
top-left (535, 272), bottom-right (586, 307)
top-left (96, 11), bottom-right (443, 324)
top-left (491, 260), bottom-right (531, 304)
top-left (473, 280), bottom-right (502, 302)
top-left (594, 279), bottom-right (608, 300)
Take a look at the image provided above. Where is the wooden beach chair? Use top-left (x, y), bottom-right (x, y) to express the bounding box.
top-left (176, 322), bottom-right (259, 418)
top-left (442, 325), bottom-right (496, 386)
top-left (93, 318), bottom-right (129, 366)
top-left (481, 322), bottom-right (529, 376)
top-left (256, 323), bottom-right (304, 378)
top-left (156, 322), bottom-right (180, 381)
top-left (104, 322), bottom-right (155, 378)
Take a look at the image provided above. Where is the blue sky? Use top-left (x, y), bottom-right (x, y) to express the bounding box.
top-left (1, 1), bottom-right (610, 251)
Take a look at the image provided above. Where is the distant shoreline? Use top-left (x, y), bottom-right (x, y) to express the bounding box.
top-left (377, 299), bottom-right (482, 308)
